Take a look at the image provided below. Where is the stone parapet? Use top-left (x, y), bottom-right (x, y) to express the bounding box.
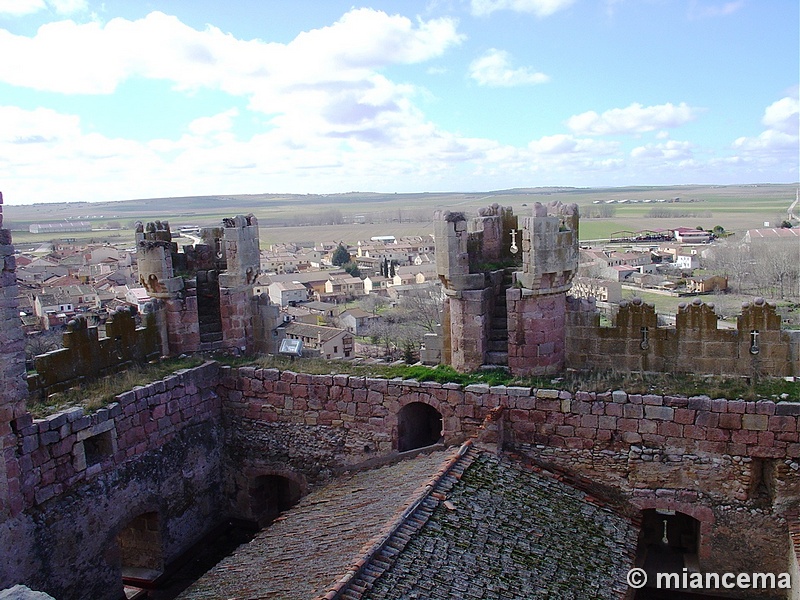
top-left (516, 201), bottom-right (578, 292)
top-left (565, 296), bottom-right (800, 377)
top-left (27, 307), bottom-right (160, 399)
top-left (13, 361), bottom-right (221, 512)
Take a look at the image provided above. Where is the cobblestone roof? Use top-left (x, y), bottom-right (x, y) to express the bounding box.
top-left (180, 445), bottom-right (637, 600)
top-left (342, 449), bottom-right (638, 600)
top-left (178, 448), bottom-right (462, 600)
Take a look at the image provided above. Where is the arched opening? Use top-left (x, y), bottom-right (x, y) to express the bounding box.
top-left (637, 509), bottom-right (700, 594)
top-left (117, 512), bottom-right (164, 590)
top-left (397, 402), bottom-right (443, 452)
top-left (249, 475), bottom-right (303, 527)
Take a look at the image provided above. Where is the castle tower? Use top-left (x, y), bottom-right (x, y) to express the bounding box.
top-left (0, 191), bottom-right (27, 518)
top-left (217, 215), bottom-right (262, 353)
top-left (507, 201), bottom-right (579, 375)
top-left (135, 214), bottom-right (274, 356)
top-left (136, 220), bottom-right (199, 355)
top-left (435, 201), bottom-right (578, 376)
top-left (434, 204), bottom-right (519, 372)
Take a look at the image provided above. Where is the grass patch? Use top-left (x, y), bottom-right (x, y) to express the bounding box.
top-left (27, 356), bottom-right (205, 419)
top-left (28, 352), bottom-right (799, 419)
top-left (245, 355), bottom-right (798, 402)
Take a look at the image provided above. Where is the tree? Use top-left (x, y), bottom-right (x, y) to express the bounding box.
top-left (343, 261), bottom-right (361, 278)
top-left (395, 285), bottom-right (444, 334)
top-left (388, 260), bottom-right (396, 278)
top-left (754, 243), bottom-right (799, 300)
top-left (332, 244), bottom-right (350, 266)
top-left (26, 330), bottom-right (62, 362)
top-left (359, 294), bottom-right (386, 315)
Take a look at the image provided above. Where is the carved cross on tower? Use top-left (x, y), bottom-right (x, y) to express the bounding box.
top-left (509, 229), bottom-right (518, 254)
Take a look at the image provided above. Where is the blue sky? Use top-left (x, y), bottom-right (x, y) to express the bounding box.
top-left (0, 0), bottom-right (797, 204)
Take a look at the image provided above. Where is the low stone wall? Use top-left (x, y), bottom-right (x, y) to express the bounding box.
top-left (2, 362), bottom-right (225, 600)
top-left (219, 367), bottom-right (475, 492)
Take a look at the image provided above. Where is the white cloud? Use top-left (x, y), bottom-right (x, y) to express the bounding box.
top-left (47, 0), bottom-right (86, 14)
top-left (188, 108), bottom-right (239, 137)
top-left (0, 0), bottom-right (45, 16)
top-left (688, 1), bottom-right (744, 20)
top-left (471, 0), bottom-right (575, 17)
top-left (630, 140), bottom-right (694, 161)
top-left (734, 94), bottom-right (799, 154)
top-left (761, 96), bottom-right (799, 136)
top-left (0, 8), bottom-right (468, 186)
top-left (469, 48), bottom-right (549, 87)
top-left (0, 104), bottom-right (80, 144)
top-left (566, 102), bottom-right (699, 136)
top-left (0, 9), bottom-right (464, 95)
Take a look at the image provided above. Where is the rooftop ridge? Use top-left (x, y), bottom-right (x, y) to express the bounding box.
top-left (322, 440), bottom-right (478, 600)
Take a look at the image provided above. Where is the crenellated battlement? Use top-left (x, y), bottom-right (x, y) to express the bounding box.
top-left (566, 296), bottom-right (800, 377)
top-left (27, 307), bottom-right (160, 399)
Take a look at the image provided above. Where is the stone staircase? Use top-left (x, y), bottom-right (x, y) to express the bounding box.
top-left (197, 270), bottom-right (223, 348)
top-left (484, 269), bottom-right (514, 368)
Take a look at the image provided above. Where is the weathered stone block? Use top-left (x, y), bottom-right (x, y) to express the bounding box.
top-left (644, 406), bottom-right (674, 421)
top-left (719, 413), bottom-right (742, 429)
top-left (741, 414), bottom-right (769, 431)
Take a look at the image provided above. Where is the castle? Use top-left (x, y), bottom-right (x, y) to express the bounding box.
top-left (1, 193), bottom-right (799, 599)
top-left (434, 201), bottom-right (800, 379)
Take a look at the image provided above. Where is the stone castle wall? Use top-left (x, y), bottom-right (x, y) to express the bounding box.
top-left (1, 361), bottom-right (798, 597)
top-left (222, 368), bottom-right (798, 586)
top-left (435, 202), bottom-right (799, 379)
top-left (27, 307), bottom-right (161, 399)
top-left (566, 296), bottom-right (800, 377)
top-left (1, 362), bottom-right (225, 600)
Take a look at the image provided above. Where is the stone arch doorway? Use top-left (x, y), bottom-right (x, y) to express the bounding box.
top-left (117, 511), bottom-right (164, 583)
top-left (638, 509), bottom-right (700, 585)
top-left (397, 402), bottom-right (443, 452)
top-left (249, 474), bottom-right (303, 527)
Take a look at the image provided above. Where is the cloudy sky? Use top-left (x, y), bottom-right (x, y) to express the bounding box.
top-left (0, 0), bottom-right (797, 204)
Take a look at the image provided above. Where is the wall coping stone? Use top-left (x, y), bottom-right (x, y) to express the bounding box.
top-left (465, 384), bottom-right (490, 393)
top-left (506, 386), bottom-right (533, 396)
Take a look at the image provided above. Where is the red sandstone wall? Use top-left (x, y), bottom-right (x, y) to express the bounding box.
top-left (224, 368), bottom-right (799, 583)
top-left (1, 362), bottom-right (226, 600)
top-left (2, 361), bottom-right (798, 597)
top-left (566, 297), bottom-right (800, 377)
top-left (12, 361), bottom-right (221, 513)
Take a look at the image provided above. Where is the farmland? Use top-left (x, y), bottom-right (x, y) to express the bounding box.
top-left (4, 183), bottom-right (796, 249)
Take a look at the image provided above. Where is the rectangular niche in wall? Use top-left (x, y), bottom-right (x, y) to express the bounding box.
top-left (76, 420), bottom-right (117, 469)
top-left (84, 430), bottom-right (114, 466)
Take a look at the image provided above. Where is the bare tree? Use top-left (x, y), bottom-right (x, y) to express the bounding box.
top-left (706, 241), bottom-right (753, 294)
top-left (359, 294), bottom-right (387, 315)
top-left (394, 285), bottom-right (444, 334)
top-left (753, 244), bottom-right (799, 300)
top-left (26, 330), bottom-right (62, 362)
